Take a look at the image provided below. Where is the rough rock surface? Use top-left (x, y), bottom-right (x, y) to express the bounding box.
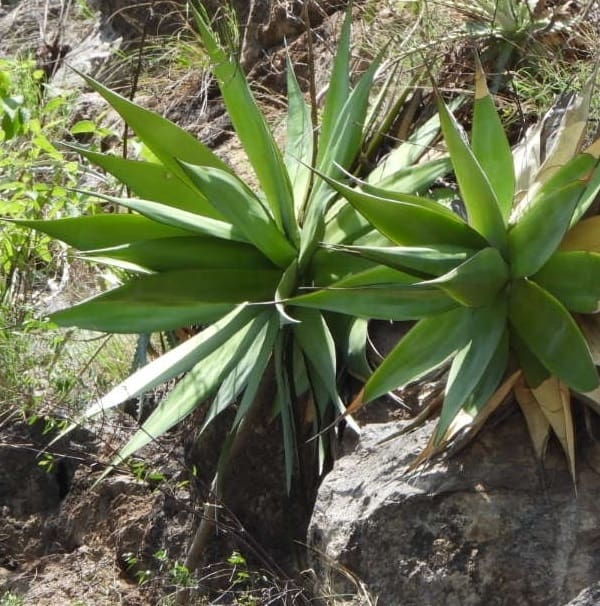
top-left (563, 582), bottom-right (600, 606)
top-left (310, 407), bottom-right (600, 606)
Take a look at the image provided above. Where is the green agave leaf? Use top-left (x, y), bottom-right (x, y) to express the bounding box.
top-left (69, 145), bottom-right (222, 218)
top-left (509, 180), bottom-right (591, 278)
top-left (365, 99), bottom-right (464, 185)
top-left (193, 7), bottom-right (297, 243)
top-left (81, 236), bottom-right (274, 273)
top-left (508, 279), bottom-right (598, 392)
top-left (471, 59), bottom-right (514, 221)
top-left (316, 3), bottom-right (351, 165)
top-left (425, 247), bottom-right (509, 307)
top-left (179, 163), bottom-right (296, 267)
top-left (80, 191), bottom-right (245, 243)
top-left (365, 157), bottom-right (452, 195)
top-left (510, 330), bottom-right (550, 389)
top-left (82, 304), bottom-right (259, 418)
top-left (435, 298), bottom-right (507, 442)
top-left (300, 48), bottom-right (382, 265)
top-left (325, 313), bottom-right (371, 381)
top-left (202, 311), bottom-right (279, 431)
top-left (9, 214), bottom-right (191, 251)
top-left (273, 333), bottom-right (298, 492)
top-left (310, 247), bottom-right (378, 286)
top-left (323, 201), bottom-right (375, 245)
top-left (327, 243), bottom-right (476, 277)
top-left (51, 269), bottom-right (280, 333)
top-left (77, 71), bottom-right (230, 180)
top-left (363, 306), bottom-right (471, 402)
top-left (293, 308), bottom-right (359, 434)
top-left (292, 266), bottom-right (458, 320)
top-left (285, 54), bottom-right (314, 214)
top-left (462, 329), bottom-right (509, 417)
top-left (570, 141), bottom-right (600, 225)
top-left (437, 93), bottom-right (507, 253)
top-left (110, 310), bottom-right (272, 468)
top-left (532, 250), bottom-right (600, 313)
top-left (318, 174), bottom-right (486, 249)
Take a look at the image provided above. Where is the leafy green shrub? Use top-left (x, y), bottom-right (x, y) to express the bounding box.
top-left (20, 7), bottom-right (449, 488)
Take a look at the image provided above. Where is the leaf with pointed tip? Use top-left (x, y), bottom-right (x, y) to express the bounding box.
top-left (509, 180), bottom-right (590, 278)
top-left (292, 266), bottom-right (458, 320)
top-left (285, 55), bottom-right (313, 214)
top-left (300, 48), bottom-right (382, 264)
top-left (363, 306), bottom-right (470, 403)
top-left (70, 145), bottom-right (222, 218)
top-left (316, 3), bottom-right (351, 163)
top-left (109, 311), bottom-right (271, 469)
top-left (514, 381), bottom-right (550, 460)
top-left (51, 269), bottom-right (280, 333)
top-left (317, 175), bottom-right (486, 249)
top-left (424, 247), bottom-right (509, 307)
top-left (80, 192), bottom-right (245, 243)
top-left (273, 333), bottom-right (297, 493)
top-left (326, 314), bottom-right (371, 381)
top-left (179, 163), bottom-right (296, 267)
top-left (472, 58), bottom-right (514, 221)
top-left (293, 308), bottom-right (359, 434)
top-left (78, 71), bottom-right (230, 180)
top-left (532, 377), bottom-right (576, 482)
top-left (81, 236), bottom-right (274, 273)
top-left (365, 157), bottom-right (452, 194)
top-left (327, 243), bottom-right (475, 277)
top-left (437, 94), bottom-right (507, 253)
top-left (532, 250), bottom-right (600, 313)
top-left (508, 279), bottom-right (598, 392)
top-left (8, 215), bottom-right (191, 251)
top-left (193, 8), bottom-right (296, 242)
top-left (435, 299), bottom-right (507, 442)
top-left (83, 305), bottom-right (259, 419)
top-left (201, 311), bottom-right (279, 431)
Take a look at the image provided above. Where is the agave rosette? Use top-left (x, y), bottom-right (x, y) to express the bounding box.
top-left (293, 60), bottom-right (600, 475)
top-left (11, 7), bottom-right (454, 487)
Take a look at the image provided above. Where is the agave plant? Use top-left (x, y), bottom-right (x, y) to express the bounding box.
top-left (9, 6), bottom-right (452, 489)
top-left (291, 59), bottom-right (600, 476)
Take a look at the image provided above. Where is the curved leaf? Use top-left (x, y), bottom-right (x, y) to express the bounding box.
top-left (508, 279), bottom-right (598, 392)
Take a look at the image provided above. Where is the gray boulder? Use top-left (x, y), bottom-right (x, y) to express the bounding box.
top-left (309, 407), bottom-right (600, 606)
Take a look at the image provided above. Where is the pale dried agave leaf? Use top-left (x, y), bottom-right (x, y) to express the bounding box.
top-left (511, 62), bottom-right (598, 220)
